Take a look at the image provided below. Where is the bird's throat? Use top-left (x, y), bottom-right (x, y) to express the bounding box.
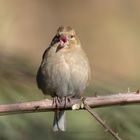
top-left (56, 44), bottom-right (64, 52)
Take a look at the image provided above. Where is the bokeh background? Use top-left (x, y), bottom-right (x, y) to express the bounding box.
top-left (0, 0), bottom-right (140, 140)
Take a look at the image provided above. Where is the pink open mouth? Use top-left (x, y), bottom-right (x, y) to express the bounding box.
top-left (56, 35), bottom-right (68, 52)
top-left (59, 35), bottom-right (68, 46)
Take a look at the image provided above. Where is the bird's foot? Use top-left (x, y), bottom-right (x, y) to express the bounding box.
top-left (52, 96), bottom-right (72, 108)
top-left (52, 96), bottom-right (61, 108)
top-left (64, 96), bottom-right (71, 108)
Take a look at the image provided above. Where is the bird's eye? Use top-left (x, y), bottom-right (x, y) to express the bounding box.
top-left (70, 35), bottom-right (74, 38)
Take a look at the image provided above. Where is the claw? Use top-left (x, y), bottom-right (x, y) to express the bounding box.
top-left (52, 96), bottom-right (72, 108)
top-left (52, 96), bottom-right (61, 108)
top-left (64, 97), bottom-right (71, 107)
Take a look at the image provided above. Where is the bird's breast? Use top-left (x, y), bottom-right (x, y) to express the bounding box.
top-left (42, 48), bottom-right (90, 97)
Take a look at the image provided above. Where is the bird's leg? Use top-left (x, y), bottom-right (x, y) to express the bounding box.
top-left (52, 96), bottom-right (61, 108)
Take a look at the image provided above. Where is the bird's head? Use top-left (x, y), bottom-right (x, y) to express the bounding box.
top-left (51, 26), bottom-right (81, 52)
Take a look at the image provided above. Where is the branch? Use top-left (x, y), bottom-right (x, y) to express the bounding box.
top-left (83, 99), bottom-right (122, 140)
top-left (0, 92), bottom-right (139, 115)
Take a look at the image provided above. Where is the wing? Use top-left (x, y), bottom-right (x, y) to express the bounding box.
top-left (36, 66), bottom-right (44, 90)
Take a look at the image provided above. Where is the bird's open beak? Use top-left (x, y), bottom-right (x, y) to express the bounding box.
top-left (56, 35), bottom-right (68, 52)
top-left (59, 35), bottom-right (68, 46)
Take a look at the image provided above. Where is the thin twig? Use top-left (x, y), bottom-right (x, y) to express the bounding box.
top-left (82, 98), bottom-right (122, 140)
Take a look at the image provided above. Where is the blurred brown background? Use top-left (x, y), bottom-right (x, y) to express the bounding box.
top-left (0, 0), bottom-right (140, 140)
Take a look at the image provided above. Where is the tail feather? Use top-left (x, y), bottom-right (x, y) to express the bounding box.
top-left (53, 111), bottom-right (66, 131)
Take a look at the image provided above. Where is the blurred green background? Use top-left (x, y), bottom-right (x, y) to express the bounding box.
top-left (0, 0), bottom-right (140, 140)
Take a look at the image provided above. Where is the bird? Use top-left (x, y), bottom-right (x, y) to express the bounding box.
top-left (36, 26), bottom-right (91, 131)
